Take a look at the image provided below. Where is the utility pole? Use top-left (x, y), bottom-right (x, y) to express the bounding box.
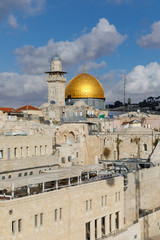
top-left (123, 75), bottom-right (127, 112)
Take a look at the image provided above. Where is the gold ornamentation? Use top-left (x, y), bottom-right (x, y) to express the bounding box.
top-left (65, 73), bottom-right (105, 99)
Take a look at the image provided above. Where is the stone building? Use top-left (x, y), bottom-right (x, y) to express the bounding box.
top-left (1, 55), bottom-right (160, 239)
top-left (40, 54), bottom-right (108, 122)
top-left (0, 165), bottom-right (124, 240)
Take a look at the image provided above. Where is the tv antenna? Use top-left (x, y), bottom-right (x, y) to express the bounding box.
top-left (123, 75), bottom-right (127, 111)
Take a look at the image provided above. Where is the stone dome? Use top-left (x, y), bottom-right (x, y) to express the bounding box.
top-left (51, 54), bottom-right (61, 61)
top-left (65, 73), bottom-right (105, 99)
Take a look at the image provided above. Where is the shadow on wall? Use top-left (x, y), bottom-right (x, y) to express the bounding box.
top-left (135, 172), bottom-right (141, 220)
top-left (105, 178), bottom-right (115, 186)
top-left (143, 214), bottom-right (149, 240)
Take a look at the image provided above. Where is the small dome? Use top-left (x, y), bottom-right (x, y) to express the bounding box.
top-left (65, 73), bottom-right (105, 99)
top-left (51, 54), bottom-right (61, 61)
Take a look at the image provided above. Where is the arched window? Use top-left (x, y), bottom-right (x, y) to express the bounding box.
top-left (30, 171), bottom-right (33, 176)
top-left (24, 172), bottom-right (28, 177)
top-left (68, 132), bottom-right (75, 144)
top-left (8, 175), bottom-right (11, 179)
top-left (64, 135), bottom-right (67, 142)
top-left (2, 176), bottom-right (5, 180)
top-left (18, 173), bottom-right (22, 177)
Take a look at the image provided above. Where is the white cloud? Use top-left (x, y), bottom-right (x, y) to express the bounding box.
top-left (126, 62), bottom-right (160, 102)
top-left (14, 18), bottom-right (127, 74)
top-left (8, 14), bottom-right (27, 30)
top-left (137, 21), bottom-right (160, 48)
top-left (0, 0), bottom-right (45, 22)
top-left (97, 70), bottom-right (124, 103)
top-left (98, 62), bottom-right (160, 104)
top-left (8, 14), bottom-right (19, 29)
top-left (77, 61), bottom-right (106, 73)
top-left (0, 72), bottom-right (47, 107)
top-left (2, 62), bottom-right (159, 107)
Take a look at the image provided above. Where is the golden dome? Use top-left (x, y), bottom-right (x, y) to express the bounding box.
top-left (65, 73), bottom-right (105, 99)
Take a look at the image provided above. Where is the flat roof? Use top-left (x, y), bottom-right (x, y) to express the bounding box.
top-left (0, 164), bottom-right (104, 191)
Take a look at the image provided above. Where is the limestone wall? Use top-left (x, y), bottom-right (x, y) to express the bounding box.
top-left (150, 141), bottom-right (160, 164)
top-left (0, 135), bottom-right (53, 160)
top-left (0, 177), bottom-right (124, 240)
top-left (0, 153), bottom-right (59, 177)
top-left (103, 209), bottom-right (160, 240)
top-left (139, 210), bottom-right (160, 239)
top-left (124, 166), bottom-right (160, 226)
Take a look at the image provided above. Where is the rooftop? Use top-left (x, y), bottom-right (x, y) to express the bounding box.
top-left (0, 164), bottom-right (118, 200)
top-left (17, 105), bottom-right (40, 111)
top-left (0, 107), bottom-right (22, 114)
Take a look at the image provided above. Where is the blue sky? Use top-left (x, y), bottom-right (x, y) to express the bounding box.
top-left (1, 0), bottom-right (160, 107)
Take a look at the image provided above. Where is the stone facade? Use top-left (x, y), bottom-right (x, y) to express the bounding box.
top-left (0, 176), bottom-right (124, 240)
top-left (0, 109), bottom-right (160, 239)
top-left (124, 166), bottom-right (160, 226)
top-left (66, 97), bottom-right (105, 109)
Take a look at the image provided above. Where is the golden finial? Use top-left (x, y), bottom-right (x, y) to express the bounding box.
top-left (83, 64), bottom-right (85, 73)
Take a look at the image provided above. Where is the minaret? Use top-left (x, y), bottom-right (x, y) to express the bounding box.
top-left (46, 54), bottom-right (67, 106)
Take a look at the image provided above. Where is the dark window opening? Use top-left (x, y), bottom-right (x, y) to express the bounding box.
top-left (85, 222), bottom-right (90, 240)
top-left (101, 217), bottom-right (105, 235)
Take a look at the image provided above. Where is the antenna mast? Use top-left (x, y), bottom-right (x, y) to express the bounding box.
top-left (123, 75), bottom-right (127, 111)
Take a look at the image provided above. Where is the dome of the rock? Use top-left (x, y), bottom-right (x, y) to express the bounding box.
top-left (65, 73), bottom-right (105, 109)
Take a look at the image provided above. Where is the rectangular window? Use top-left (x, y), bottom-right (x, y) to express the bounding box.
top-left (40, 146), bottom-right (42, 155)
top-left (55, 209), bottom-right (57, 221)
top-left (20, 147), bottom-right (23, 157)
top-left (86, 200), bottom-right (88, 212)
top-left (26, 147), bottom-right (29, 157)
top-left (68, 156), bottom-right (72, 162)
top-left (90, 199), bottom-right (92, 210)
top-left (109, 214), bottom-right (112, 232)
top-left (115, 192), bottom-right (117, 202)
top-left (118, 192), bottom-right (120, 201)
top-left (61, 157), bottom-right (65, 163)
top-left (45, 145), bottom-right (47, 154)
top-left (40, 213), bottom-right (43, 226)
top-left (59, 208), bottom-right (62, 220)
top-left (8, 148), bottom-right (10, 159)
top-left (115, 212), bottom-right (119, 229)
top-left (86, 222), bottom-right (90, 240)
top-left (101, 196), bottom-right (104, 207)
top-left (101, 217), bottom-right (105, 235)
top-left (76, 152), bottom-right (78, 158)
top-left (35, 215), bottom-right (38, 227)
top-left (95, 219), bottom-right (97, 238)
top-left (12, 221), bottom-right (15, 234)
top-left (18, 219), bottom-right (22, 232)
top-left (35, 146), bottom-right (37, 156)
top-left (14, 148), bottom-right (17, 158)
top-left (144, 144), bottom-right (147, 151)
top-left (105, 195), bottom-right (107, 206)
